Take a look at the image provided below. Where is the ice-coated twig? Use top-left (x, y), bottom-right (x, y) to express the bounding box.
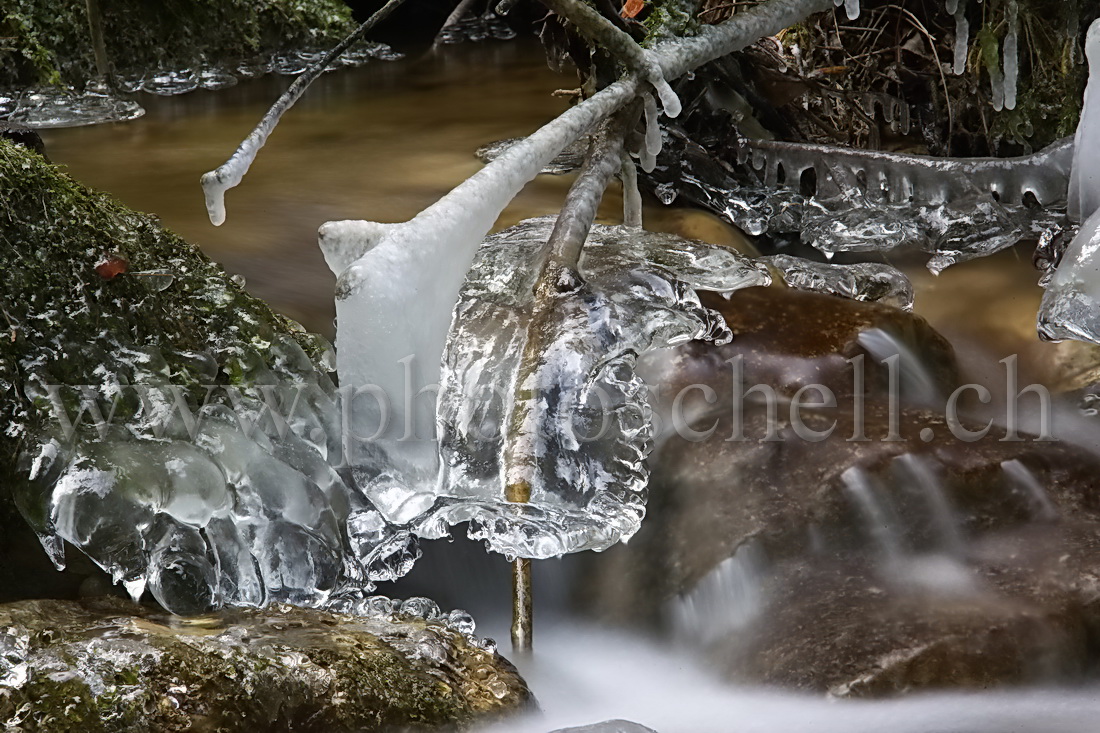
top-left (539, 0), bottom-right (682, 117)
top-left (200, 0), bottom-right (408, 226)
top-left (502, 115), bottom-right (631, 506)
top-left (621, 150), bottom-right (643, 227)
top-left (500, 115), bottom-right (628, 652)
top-left (330, 0), bottom-right (836, 475)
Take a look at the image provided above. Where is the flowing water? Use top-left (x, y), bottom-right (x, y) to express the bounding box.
top-left (36, 39), bottom-right (1100, 733)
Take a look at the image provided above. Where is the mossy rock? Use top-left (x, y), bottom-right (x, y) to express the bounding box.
top-left (0, 597), bottom-right (532, 731)
top-left (1, 0), bottom-right (355, 90)
top-left (0, 135), bottom-right (344, 604)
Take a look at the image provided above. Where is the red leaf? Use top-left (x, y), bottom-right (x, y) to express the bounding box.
top-left (95, 255), bottom-right (129, 280)
top-left (621, 0), bottom-right (645, 18)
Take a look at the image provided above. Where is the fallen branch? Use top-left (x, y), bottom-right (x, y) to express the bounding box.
top-left (539, 0), bottom-right (682, 116)
top-left (200, 0), bottom-right (408, 226)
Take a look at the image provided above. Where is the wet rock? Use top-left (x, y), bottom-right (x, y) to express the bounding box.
top-left (0, 597), bottom-right (531, 732)
top-left (577, 288), bottom-right (1100, 694)
top-left (639, 287), bottom-right (959, 408)
top-left (730, 551), bottom-right (1091, 696)
top-left (551, 721), bottom-right (659, 733)
top-left (581, 399), bottom-right (1100, 623)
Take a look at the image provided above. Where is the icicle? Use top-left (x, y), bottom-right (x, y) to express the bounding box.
top-left (639, 93), bottom-right (661, 173)
top-left (945, 0), bottom-right (959, 14)
top-left (621, 152), bottom-right (643, 228)
top-left (1003, 0), bottom-right (1019, 110)
top-left (953, 10), bottom-right (969, 75)
top-left (646, 50), bottom-right (683, 118)
top-left (1069, 19), bottom-right (1100, 223)
top-left (990, 66), bottom-right (1005, 112)
top-left (844, 0), bottom-right (860, 20)
top-left (200, 0), bottom-right (408, 226)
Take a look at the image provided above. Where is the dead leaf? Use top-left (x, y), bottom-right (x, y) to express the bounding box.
top-left (622, 0), bottom-right (645, 19)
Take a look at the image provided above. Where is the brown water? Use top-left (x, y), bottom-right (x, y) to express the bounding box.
top-left (39, 40), bottom-right (746, 338)
top-left (38, 39), bottom-right (1066, 387)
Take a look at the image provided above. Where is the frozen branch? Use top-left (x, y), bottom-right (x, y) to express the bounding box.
top-left (200, 0), bottom-right (408, 226)
top-left (539, 0), bottom-right (682, 117)
top-left (324, 0), bottom-right (836, 476)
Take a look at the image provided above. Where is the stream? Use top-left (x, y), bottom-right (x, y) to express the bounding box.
top-left (36, 38), bottom-right (1100, 733)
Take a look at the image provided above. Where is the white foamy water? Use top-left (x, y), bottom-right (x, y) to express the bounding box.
top-left (476, 623), bottom-right (1100, 733)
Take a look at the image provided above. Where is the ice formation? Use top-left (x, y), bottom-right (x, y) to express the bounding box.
top-left (6, 88), bottom-right (145, 128)
top-left (639, 93), bottom-right (661, 173)
top-left (1068, 19), bottom-right (1100, 224)
top-left (663, 132), bottom-right (1068, 274)
top-left (326, 214), bottom-right (770, 558)
top-left (1037, 207), bottom-right (1100, 342)
top-left (201, 4), bottom-right (406, 225)
top-left (762, 254), bottom-right (914, 310)
top-left (428, 217), bottom-right (769, 556)
top-left (1003, 0), bottom-right (1019, 111)
top-left (832, 0), bottom-right (860, 21)
top-left (621, 152), bottom-right (643, 227)
top-left (1038, 19), bottom-right (1100, 344)
top-left (17, 336), bottom-right (418, 615)
top-left (953, 8), bottom-right (969, 76)
top-left (743, 137), bottom-right (1073, 208)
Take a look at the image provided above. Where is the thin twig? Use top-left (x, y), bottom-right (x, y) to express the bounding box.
top-left (200, 0), bottom-right (408, 226)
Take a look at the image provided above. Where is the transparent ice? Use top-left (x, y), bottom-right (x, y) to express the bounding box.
top-left (762, 254), bottom-right (914, 310)
top-left (339, 217), bottom-right (768, 558)
top-left (5, 88), bottom-right (145, 128)
top-left (668, 134), bottom-right (1071, 274)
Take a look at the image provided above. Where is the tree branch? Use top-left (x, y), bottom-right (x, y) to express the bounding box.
top-left (200, 0), bottom-right (408, 226)
top-left (540, 0), bottom-right (683, 116)
top-left (503, 109), bottom-right (634, 504)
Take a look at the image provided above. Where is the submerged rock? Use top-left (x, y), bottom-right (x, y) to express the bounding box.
top-left (579, 287), bottom-right (1100, 695)
top-left (0, 597), bottom-right (531, 732)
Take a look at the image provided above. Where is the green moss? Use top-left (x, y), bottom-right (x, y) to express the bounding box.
top-left (0, 137), bottom-right (333, 542)
top-left (0, 0), bottom-right (355, 90)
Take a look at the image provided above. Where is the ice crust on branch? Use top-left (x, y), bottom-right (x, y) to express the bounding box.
top-left (763, 255), bottom-right (914, 310)
top-left (539, 0), bottom-right (682, 117)
top-left (659, 131), bottom-right (1067, 274)
top-left (200, 0), bottom-right (407, 226)
top-left (743, 137), bottom-right (1074, 208)
top-left (325, 0), bottom-right (834, 554)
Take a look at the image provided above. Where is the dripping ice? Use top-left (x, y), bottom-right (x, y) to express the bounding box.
top-left (1039, 19), bottom-right (1100, 344)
